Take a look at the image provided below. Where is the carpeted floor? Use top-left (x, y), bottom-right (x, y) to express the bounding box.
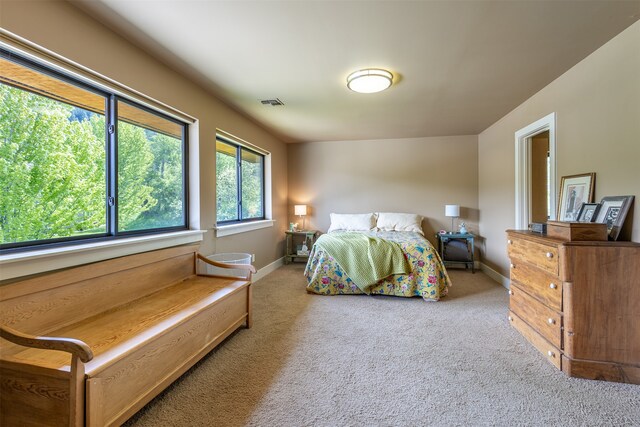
top-left (125, 265), bottom-right (640, 427)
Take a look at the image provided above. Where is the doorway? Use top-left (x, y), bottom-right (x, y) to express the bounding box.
top-left (530, 131), bottom-right (550, 223)
top-left (515, 113), bottom-right (556, 229)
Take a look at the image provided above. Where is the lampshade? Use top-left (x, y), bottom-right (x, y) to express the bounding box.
top-left (294, 205), bottom-right (307, 216)
top-left (445, 204), bottom-right (460, 218)
top-left (347, 69), bottom-right (393, 94)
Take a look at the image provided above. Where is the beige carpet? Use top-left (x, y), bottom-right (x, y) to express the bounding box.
top-left (125, 265), bottom-right (640, 426)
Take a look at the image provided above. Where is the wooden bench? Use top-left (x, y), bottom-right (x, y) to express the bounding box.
top-left (0, 244), bottom-right (255, 426)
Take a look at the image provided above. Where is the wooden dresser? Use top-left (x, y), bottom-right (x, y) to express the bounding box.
top-left (506, 230), bottom-right (640, 383)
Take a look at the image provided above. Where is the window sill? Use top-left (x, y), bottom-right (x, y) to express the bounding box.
top-left (0, 230), bottom-right (205, 281)
top-left (215, 220), bottom-right (275, 237)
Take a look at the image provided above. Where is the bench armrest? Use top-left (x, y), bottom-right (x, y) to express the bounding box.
top-left (0, 325), bottom-right (94, 363)
top-left (196, 253), bottom-right (257, 279)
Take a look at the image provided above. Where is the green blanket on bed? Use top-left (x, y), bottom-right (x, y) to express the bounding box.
top-left (314, 232), bottom-right (411, 293)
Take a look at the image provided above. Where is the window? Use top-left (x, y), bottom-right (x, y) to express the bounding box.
top-left (117, 100), bottom-right (186, 231)
top-left (0, 50), bottom-right (188, 251)
top-left (216, 137), bottom-right (264, 224)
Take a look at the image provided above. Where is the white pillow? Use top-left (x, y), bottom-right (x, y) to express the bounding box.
top-left (376, 212), bottom-right (424, 235)
top-left (327, 213), bottom-right (377, 233)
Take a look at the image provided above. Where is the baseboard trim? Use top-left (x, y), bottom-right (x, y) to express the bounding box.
top-left (480, 262), bottom-right (510, 289)
top-left (253, 257), bottom-right (284, 283)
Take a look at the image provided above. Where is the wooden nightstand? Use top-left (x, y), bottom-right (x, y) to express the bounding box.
top-left (436, 232), bottom-right (475, 273)
top-left (284, 230), bottom-right (318, 264)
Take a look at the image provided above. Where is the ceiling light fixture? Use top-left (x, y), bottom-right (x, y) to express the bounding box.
top-left (346, 68), bottom-right (393, 93)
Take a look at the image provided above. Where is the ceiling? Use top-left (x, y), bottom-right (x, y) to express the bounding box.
top-left (73, 0), bottom-right (640, 143)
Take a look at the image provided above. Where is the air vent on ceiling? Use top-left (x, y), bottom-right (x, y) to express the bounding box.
top-left (260, 98), bottom-right (285, 106)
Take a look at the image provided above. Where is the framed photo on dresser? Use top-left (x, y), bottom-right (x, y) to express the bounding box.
top-left (576, 203), bottom-right (600, 222)
top-left (594, 195), bottom-right (634, 240)
top-left (557, 173), bottom-right (595, 222)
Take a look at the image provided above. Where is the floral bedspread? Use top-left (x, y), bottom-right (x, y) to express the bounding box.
top-left (304, 231), bottom-right (451, 301)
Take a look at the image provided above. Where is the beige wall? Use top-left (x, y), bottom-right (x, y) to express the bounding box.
top-left (3, 1), bottom-right (638, 277)
top-left (288, 136), bottom-right (479, 246)
top-left (479, 21), bottom-right (640, 276)
top-left (0, 0), bottom-right (288, 269)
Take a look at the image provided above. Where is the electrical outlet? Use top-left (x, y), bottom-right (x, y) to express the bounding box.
top-left (251, 254), bottom-right (255, 262)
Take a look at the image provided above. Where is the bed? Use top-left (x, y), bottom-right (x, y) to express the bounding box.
top-left (304, 228), bottom-right (451, 301)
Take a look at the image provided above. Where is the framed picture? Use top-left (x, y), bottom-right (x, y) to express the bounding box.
top-left (557, 173), bottom-right (595, 222)
top-left (576, 203), bottom-right (600, 222)
top-left (594, 196), bottom-right (634, 240)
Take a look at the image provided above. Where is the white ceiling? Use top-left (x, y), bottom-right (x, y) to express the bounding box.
top-left (74, 0), bottom-right (640, 143)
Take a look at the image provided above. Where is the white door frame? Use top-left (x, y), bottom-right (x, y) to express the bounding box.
top-left (514, 112), bottom-right (557, 229)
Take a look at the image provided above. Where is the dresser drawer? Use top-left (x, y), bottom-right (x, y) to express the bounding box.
top-left (509, 311), bottom-right (561, 369)
top-left (507, 237), bottom-right (559, 275)
top-left (509, 284), bottom-right (562, 348)
top-left (510, 261), bottom-right (562, 311)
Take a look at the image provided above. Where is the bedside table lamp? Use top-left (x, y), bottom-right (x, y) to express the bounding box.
top-left (445, 204), bottom-right (460, 234)
top-left (294, 205), bottom-right (307, 231)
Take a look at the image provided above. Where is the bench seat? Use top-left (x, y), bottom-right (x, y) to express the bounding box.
top-left (2, 276), bottom-right (249, 374)
top-left (0, 245), bottom-right (255, 426)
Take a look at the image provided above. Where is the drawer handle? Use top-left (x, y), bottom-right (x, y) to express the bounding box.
top-left (507, 239), bottom-right (512, 245)
top-left (549, 283), bottom-right (557, 289)
top-left (546, 252), bottom-right (554, 259)
top-left (510, 263), bottom-right (515, 269)
top-left (547, 350), bottom-right (555, 358)
top-left (547, 318), bottom-right (556, 325)
top-left (508, 315), bottom-right (513, 321)
top-left (508, 290), bottom-right (514, 296)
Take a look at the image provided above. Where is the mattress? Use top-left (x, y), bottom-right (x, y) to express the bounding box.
top-left (304, 231), bottom-right (451, 301)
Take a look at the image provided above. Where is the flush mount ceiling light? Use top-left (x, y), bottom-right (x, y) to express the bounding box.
top-left (346, 68), bottom-right (393, 93)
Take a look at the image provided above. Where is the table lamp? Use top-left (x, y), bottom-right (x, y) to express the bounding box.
top-left (294, 205), bottom-right (307, 230)
top-left (445, 204), bottom-right (460, 234)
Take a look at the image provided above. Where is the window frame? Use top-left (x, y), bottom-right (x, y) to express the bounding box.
top-left (0, 48), bottom-right (189, 253)
top-left (215, 136), bottom-right (266, 225)
top-left (113, 96), bottom-right (189, 236)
